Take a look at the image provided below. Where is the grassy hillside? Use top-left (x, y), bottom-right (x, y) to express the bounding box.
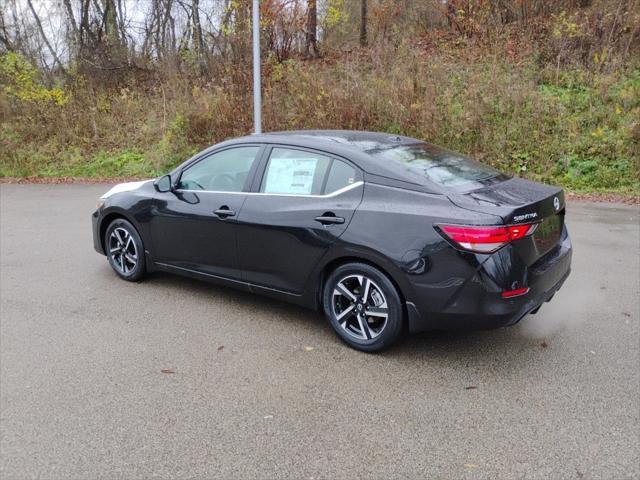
top-left (1, 13), bottom-right (638, 194)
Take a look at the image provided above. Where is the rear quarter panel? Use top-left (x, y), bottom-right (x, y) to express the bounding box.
top-left (322, 182), bottom-right (503, 309)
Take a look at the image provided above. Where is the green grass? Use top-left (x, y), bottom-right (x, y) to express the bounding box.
top-left (0, 146), bottom-right (162, 179)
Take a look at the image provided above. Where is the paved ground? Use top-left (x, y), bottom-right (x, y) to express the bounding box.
top-left (0, 184), bottom-right (638, 480)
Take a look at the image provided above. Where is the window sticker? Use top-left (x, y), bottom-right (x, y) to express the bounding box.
top-left (264, 157), bottom-right (318, 195)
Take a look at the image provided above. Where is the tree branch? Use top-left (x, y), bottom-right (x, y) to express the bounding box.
top-left (26, 0), bottom-right (66, 73)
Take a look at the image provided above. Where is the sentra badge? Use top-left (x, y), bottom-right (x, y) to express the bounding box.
top-left (513, 212), bottom-right (538, 222)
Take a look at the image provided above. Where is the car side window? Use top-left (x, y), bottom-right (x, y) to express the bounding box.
top-left (261, 148), bottom-right (331, 195)
top-left (177, 146), bottom-right (260, 192)
top-left (323, 159), bottom-right (357, 194)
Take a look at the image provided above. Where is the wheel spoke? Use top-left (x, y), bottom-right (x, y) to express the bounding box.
top-left (335, 304), bottom-right (355, 323)
top-left (366, 307), bottom-right (388, 319)
top-left (361, 277), bottom-right (371, 303)
top-left (114, 229), bottom-right (125, 245)
top-left (125, 235), bottom-right (132, 250)
top-left (357, 314), bottom-right (372, 340)
top-left (109, 246), bottom-right (121, 254)
top-left (334, 283), bottom-right (356, 302)
top-left (125, 252), bottom-right (137, 264)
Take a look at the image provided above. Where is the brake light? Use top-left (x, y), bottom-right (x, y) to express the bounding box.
top-left (437, 223), bottom-right (537, 253)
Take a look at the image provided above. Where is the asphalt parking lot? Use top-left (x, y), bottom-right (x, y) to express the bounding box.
top-left (1, 184), bottom-right (638, 479)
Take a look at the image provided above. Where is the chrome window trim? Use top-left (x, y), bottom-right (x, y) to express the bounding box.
top-left (175, 180), bottom-right (364, 198)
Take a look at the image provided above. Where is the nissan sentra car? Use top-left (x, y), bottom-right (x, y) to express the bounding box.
top-left (92, 130), bottom-right (572, 351)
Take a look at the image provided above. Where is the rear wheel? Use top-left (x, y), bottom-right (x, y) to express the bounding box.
top-left (323, 263), bottom-right (404, 352)
top-left (105, 218), bottom-right (146, 282)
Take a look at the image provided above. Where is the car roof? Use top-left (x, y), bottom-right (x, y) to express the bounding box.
top-left (214, 130), bottom-right (439, 191)
top-left (226, 130), bottom-right (418, 153)
top-left (264, 130), bottom-right (418, 148)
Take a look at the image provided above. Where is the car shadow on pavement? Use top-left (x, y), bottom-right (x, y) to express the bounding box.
top-left (142, 270), bottom-right (328, 327)
top-left (138, 270), bottom-right (553, 368)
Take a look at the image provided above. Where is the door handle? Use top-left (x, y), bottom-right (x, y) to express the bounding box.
top-left (214, 207), bottom-right (236, 218)
top-left (314, 214), bottom-right (345, 225)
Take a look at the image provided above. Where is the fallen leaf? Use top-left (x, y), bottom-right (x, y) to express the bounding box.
top-left (263, 415), bottom-right (273, 419)
top-left (540, 341), bottom-right (548, 348)
top-left (217, 345), bottom-right (224, 351)
top-left (303, 346), bottom-right (315, 351)
top-left (464, 463), bottom-right (478, 469)
top-left (465, 386), bottom-right (477, 390)
top-left (161, 369), bottom-right (175, 374)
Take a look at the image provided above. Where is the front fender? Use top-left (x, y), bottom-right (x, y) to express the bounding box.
top-left (96, 192), bottom-right (155, 256)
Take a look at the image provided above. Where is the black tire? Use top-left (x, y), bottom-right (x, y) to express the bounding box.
top-left (104, 218), bottom-right (146, 282)
top-left (323, 262), bottom-right (404, 352)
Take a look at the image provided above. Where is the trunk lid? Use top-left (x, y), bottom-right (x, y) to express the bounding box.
top-left (447, 177), bottom-right (566, 264)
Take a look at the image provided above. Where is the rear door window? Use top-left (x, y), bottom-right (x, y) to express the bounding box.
top-left (261, 148), bottom-right (332, 195)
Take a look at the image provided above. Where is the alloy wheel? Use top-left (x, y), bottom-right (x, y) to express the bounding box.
top-left (108, 227), bottom-right (138, 275)
top-left (331, 274), bottom-right (389, 341)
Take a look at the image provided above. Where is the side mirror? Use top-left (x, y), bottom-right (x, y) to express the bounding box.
top-left (154, 174), bottom-right (173, 193)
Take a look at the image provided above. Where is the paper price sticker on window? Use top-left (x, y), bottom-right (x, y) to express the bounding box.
top-left (264, 157), bottom-right (319, 195)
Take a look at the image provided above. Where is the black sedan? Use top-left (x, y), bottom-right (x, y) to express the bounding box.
top-left (92, 131), bottom-right (572, 351)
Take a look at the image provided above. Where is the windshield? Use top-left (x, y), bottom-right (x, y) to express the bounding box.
top-left (368, 143), bottom-right (505, 189)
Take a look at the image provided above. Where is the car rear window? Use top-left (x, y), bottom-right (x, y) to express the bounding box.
top-left (368, 143), bottom-right (503, 189)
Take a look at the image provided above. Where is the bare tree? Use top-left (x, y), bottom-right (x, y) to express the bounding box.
top-left (360, 0), bottom-right (367, 47)
top-left (26, 0), bottom-right (66, 72)
top-left (0, 6), bottom-right (14, 51)
top-left (79, 0), bottom-right (91, 52)
top-left (103, 0), bottom-right (120, 47)
top-left (62, 0), bottom-right (80, 56)
top-left (192, 0), bottom-right (206, 68)
top-left (305, 0), bottom-right (319, 58)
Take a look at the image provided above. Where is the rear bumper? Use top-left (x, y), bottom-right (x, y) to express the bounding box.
top-left (407, 227), bottom-right (572, 332)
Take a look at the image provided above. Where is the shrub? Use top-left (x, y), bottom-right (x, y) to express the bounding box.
top-left (0, 52), bottom-right (68, 106)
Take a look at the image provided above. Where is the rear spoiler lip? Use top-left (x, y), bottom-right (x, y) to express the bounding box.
top-left (447, 188), bottom-right (565, 225)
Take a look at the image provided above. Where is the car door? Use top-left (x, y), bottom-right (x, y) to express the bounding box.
top-left (236, 146), bottom-right (364, 294)
top-left (149, 145), bottom-right (263, 280)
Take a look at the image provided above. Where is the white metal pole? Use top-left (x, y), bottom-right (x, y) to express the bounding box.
top-left (252, 0), bottom-right (262, 134)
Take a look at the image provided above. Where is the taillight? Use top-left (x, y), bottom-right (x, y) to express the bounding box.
top-left (436, 223), bottom-right (538, 253)
top-left (501, 287), bottom-right (530, 298)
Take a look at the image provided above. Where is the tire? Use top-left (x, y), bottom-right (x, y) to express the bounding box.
top-left (323, 262), bottom-right (404, 352)
top-left (104, 218), bottom-right (146, 282)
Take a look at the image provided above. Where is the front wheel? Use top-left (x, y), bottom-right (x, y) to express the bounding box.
top-left (104, 218), bottom-right (146, 282)
top-left (323, 263), bottom-right (404, 352)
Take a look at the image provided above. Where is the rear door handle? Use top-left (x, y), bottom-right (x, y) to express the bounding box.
top-left (214, 207), bottom-right (236, 218)
top-left (314, 215), bottom-right (345, 225)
